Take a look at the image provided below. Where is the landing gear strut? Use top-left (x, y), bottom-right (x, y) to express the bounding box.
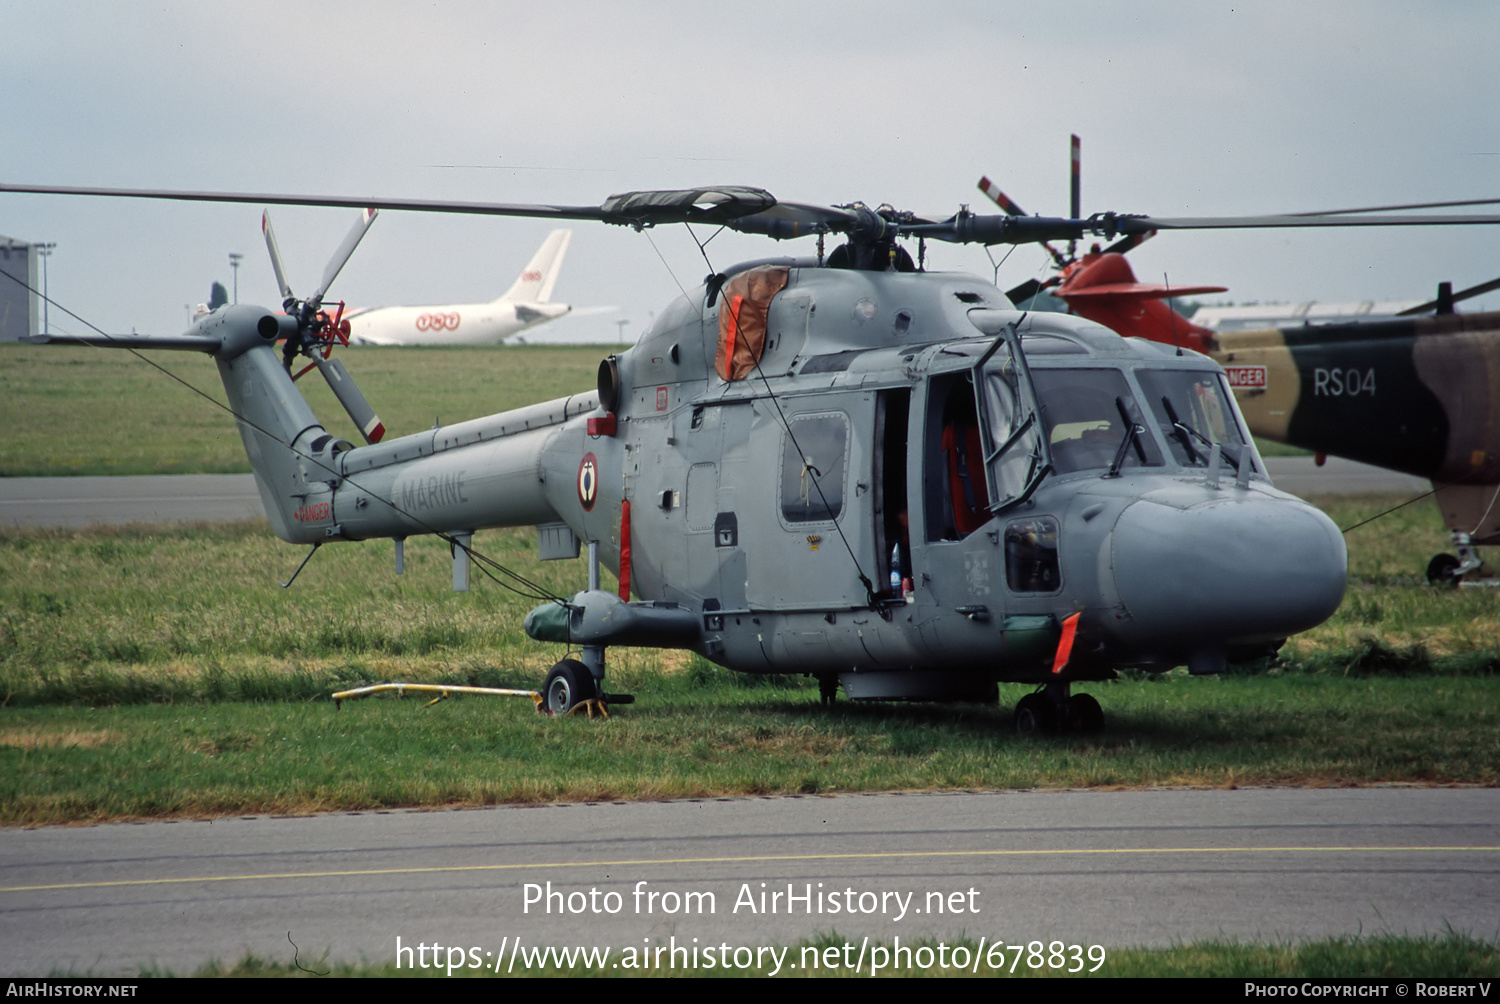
top-left (1428, 531), bottom-right (1484, 586)
top-left (817, 675), bottom-right (839, 706)
top-left (1014, 682), bottom-right (1105, 736)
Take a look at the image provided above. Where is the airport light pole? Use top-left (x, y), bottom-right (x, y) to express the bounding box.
top-left (228, 252), bottom-right (242, 303)
top-left (36, 242), bottom-right (55, 335)
top-left (616, 318), bottom-right (629, 345)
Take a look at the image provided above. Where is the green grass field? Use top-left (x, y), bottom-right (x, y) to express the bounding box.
top-left (4, 341), bottom-right (1497, 977)
top-left (2, 343), bottom-right (1498, 825)
top-left (1, 495), bottom-right (1496, 825)
top-left (0, 342), bottom-right (606, 476)
top-left (144, 932), bottom-right (1495, 978)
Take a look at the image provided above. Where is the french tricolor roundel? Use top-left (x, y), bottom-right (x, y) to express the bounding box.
top-left (577, 452), bottom-right (599, 511)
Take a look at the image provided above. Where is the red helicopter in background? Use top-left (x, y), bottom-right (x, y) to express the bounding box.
top-left (980, 135), bottom-right (1223, 353)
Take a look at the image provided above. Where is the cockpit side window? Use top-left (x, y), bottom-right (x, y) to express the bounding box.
top-left (1031, 368), bottom-right (1163, 475)
top-left (779, 413), bottom-right (849, 524)
top-left (1005, 516), bottom-right (1061, 593)
top-left (1137, 370), bottom-right (1250, 468)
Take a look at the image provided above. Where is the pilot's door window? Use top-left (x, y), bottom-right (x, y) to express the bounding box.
top-left (924, 374), bottom-right (992, 542)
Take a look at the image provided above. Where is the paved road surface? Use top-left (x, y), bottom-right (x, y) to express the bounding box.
top-left (0, 475), bottom-right (262, 527)
top-left (1, 788), bottom-right (1495, 975)
top-left (0, 459), bottom-right (1434, 529)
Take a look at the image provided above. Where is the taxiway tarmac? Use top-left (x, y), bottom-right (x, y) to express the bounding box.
top-left (1, 788), bottom-right (1495, 975)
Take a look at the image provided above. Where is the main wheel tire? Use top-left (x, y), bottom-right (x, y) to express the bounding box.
top-left (542, 659), bottom-right (597, 715)
top-left (1014, 693), bottom-right (1058, 736)
top-left (817, 675), bottom-right (839, 706)
top-left (1067, 693), bottom-right (1105, 734)
top-left (1427, 553), bottom-right (1462, 587)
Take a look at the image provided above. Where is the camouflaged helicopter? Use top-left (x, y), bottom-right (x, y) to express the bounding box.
top-left (11, 179), bottom-right (1498, 731)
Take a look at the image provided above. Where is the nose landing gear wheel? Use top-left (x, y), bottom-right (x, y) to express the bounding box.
top-left (1427, 552), bottom-right (1462, 587)
top-left (542, 659), bottom-right (597, 715)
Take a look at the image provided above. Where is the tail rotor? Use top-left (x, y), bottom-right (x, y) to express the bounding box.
top-left (261, 208), bottom-right (387, 443)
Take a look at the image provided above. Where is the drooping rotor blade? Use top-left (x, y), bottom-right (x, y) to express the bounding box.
top-left (1397, 275), bottom-right (1500, 316)
top-left (261, 210), bottom-right (294, 306)
top-left (1068, 135), bottom-right (1081, 259)
top-left (1, 182), bottom-right (613, 222)
top-left (1070, 135), bottom-right (1082, 221)
top-left (1005, 277), bottom-right (1050, 305)
top-left (977, 177), bottom-right (1027, 216)
top-left (1100, 229), bottom-right (1155, 255)
top-left (309, 208), bottom-right (378, 308)
top-left (314, 355), bottom-right (385, 444)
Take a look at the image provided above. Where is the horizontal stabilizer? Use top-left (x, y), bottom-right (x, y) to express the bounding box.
top-left (1060, 282), bottom-right (1227, 301)
top-left (27, 332), bottom-right (220, 352)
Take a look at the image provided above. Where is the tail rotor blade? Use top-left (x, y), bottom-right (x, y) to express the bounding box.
top-left (262, 210), bottom-right (295, 307)
top-left (314, 355), bottom-right (386, 444)
top-left (310, 208), bottom-right (379, 308)
top-left (1397, 274), bottom-right (1500, 316)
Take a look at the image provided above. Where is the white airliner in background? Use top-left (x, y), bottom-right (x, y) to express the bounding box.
top-left (345, 229), bottom-right (575, 346)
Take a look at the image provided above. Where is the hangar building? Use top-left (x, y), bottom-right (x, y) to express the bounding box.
top-left (0, 237), bottom-right (40, 342)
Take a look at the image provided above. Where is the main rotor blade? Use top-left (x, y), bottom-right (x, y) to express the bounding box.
top-left (1117, 212), bottom-right (1500, 232)
top-left (725, 201), bottom-right (861, 239)
top-left (261, 210), bottom-right (294, 305)
top-left (1005, 277), bottom-right (1048, 304)
top-left (1068, 134), bottom-right (1081, 259)
top-left (1397, 275), bottom-right (1500, 316)
top-left (310, 208), bottom-right (378, 307)
top-left (977, 176), bottom-right (1027, 216)
top-left (0, 181), bottom-right (788, 230)
top-left (1, 182), bottom-right (613, 222)
top-left (1101, 229), bottom-right (1155, 255)
top-left (1287, 197), bottom-right (1500, 217)
top-left (1070, 134), bottom-right (1081, 221)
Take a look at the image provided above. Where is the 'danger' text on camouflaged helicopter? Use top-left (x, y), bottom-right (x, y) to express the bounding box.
top-left (11, 179), bottom-right (1500, 732)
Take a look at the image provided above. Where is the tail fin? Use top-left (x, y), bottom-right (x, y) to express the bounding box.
top-left (497, 229), bottom-right (572, 304)
top-left (1054, 252), bottom-right (1223, 354)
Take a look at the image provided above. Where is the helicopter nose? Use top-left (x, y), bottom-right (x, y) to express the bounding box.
top-left (1109, 492), bottom-right (1346, 645)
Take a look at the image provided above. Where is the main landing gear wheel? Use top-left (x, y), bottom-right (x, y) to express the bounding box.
top-left (817, 675), bottom-right (839, 706)
top-left (1427, 552), bottom-right (1462, 587)
top-left (1065, 693), bottom-right (1105, 734)
top-left (1014, 693), bottom-right (1058, 735)
top-left (542, 659), bottom-right (597, 715)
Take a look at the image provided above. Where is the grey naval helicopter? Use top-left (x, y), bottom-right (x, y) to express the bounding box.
top-left (16, 180), bottom-right (1498, 733)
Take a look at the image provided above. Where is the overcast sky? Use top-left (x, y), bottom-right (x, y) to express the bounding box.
top-left (5, 1), bottom-right (1499, 342)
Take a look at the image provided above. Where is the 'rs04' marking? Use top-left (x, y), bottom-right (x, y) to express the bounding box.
top-left (1313, 367), bottom-right (1375, 397)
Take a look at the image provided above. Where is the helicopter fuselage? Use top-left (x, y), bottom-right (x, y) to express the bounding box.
top-left (212, 261), bottom-right (1345, 701)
